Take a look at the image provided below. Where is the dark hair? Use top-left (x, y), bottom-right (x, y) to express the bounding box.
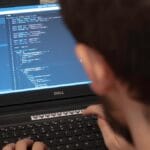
top-left (60, 0), bottom-right (150, 104)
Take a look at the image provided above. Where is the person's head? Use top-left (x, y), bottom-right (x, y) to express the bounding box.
top-left (59, 0), bottom-right (150, 145)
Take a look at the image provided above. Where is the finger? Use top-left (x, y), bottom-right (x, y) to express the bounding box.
top-left (32, 142), bottom-right (47, 150)
top-left (83, 104), bottom-right (105, 118)
top-left (98, 118), bottom-right (123, 144)
top-left (97, 118), bottom-right (134, 150)
top-left (2, 143), bottom-right (15, 150)
top-left (97, 118), bottom-right (122, 149)
top-left (15, 139), bottom-right (33, 150)
top-left (114, 134), bottom-right (135, 150)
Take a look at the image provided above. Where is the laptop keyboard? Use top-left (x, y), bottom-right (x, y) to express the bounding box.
top-left (0, 115), bottom-right (107, 150)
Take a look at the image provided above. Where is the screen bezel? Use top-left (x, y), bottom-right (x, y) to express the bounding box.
top-left (0, 84), bottom-right (94, 107)
top-left (0, 3), bottom-right (94, 107)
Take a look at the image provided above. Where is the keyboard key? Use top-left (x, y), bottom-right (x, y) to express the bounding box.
top-left (0, 115), bottom-right (107, 150)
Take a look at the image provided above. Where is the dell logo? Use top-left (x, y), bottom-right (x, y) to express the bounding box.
top-left (53, 91), bottom-right (64, 96)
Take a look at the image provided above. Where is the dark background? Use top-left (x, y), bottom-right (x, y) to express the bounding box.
top-left (0, 0), bottom-right (39, 7)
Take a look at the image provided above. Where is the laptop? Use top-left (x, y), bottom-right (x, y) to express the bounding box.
top-left (0, 3), bottom-right (106, 150)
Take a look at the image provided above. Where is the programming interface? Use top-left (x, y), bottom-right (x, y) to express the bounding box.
top-left (0, 8), bottom-right (89, 93)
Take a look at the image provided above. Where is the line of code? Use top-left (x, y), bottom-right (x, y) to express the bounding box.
top-left (7, 11), bottom-right (64, 89)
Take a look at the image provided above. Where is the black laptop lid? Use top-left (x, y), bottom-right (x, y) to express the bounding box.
top-left (0, 3), bottom-right (93, 106)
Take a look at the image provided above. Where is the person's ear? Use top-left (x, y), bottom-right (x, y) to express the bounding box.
top-left (76, 43), bottom-right (116, 96)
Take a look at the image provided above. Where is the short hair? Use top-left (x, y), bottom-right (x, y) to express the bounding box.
top-left (60, 0), bottom-right (150, 104)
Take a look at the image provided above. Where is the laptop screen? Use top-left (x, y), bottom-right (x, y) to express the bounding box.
top-left (0, 3), bottom-right (91, 95)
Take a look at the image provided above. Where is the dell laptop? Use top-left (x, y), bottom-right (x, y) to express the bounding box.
top-left (0, 3), bottom-right (106, 150)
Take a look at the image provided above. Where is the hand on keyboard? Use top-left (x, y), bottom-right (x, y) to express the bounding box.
top-left (2, 139), bottom-right (47, 150)
top-left (0, 114), bottom-right (106, 150)
top-left (83, 105), bottom-right (135, 150)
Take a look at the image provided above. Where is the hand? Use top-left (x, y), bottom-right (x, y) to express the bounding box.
top-left (83, 105), bottom-right (135, 150)
top-left (2, 139), bottom-right (47, 150)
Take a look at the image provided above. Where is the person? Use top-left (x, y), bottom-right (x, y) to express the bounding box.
top-left (3, 0), bottom-right (150, 149)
